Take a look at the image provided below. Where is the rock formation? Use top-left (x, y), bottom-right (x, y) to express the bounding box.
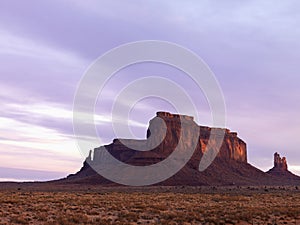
top-left (273, 152), bottom-right (288, 171)
top-left (267, 152), bottom-right (299, 180)
top-left (65, 112), bottom-right (300, 186)
top-left (87, 111), bottom-right (247, 167)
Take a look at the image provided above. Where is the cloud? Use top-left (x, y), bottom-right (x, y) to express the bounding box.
top-left (0, 89), bottom-right (153, 176)
top-left (0, 166), bottom-right (68, 181)
top-left (0, 29), bottom-right (87, 68)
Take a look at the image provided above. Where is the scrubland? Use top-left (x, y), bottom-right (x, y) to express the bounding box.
top-left (0, 186), bottom-right (299, 224)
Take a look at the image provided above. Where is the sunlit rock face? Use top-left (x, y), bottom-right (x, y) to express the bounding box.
top-left (88, 112), bottom-right (247, 167)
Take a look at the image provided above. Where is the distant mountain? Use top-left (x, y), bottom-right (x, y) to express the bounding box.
top-left (63, 112), bottom-right (300, 186)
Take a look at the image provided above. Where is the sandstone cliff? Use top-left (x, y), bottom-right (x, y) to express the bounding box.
top-left (88, 111), bottom-right (247, 168)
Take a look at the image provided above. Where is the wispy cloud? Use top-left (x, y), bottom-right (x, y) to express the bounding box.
top-left (0, 115), bottom-right (81, 172)
top-left (0, 91), bottom-right (151, 180)
top-left (0, 166), bottom-right (68, 181)
top-left (0, 29), bottom-right (87, 68)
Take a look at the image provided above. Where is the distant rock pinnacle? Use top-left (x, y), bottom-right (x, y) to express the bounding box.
top-left (273, 152), bottom-right (288, 171)
top-left (267, 152), bottom-right (300, 180)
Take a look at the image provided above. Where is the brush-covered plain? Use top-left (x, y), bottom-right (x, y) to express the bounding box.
top-left (0, 186), bottom-right (299, 225)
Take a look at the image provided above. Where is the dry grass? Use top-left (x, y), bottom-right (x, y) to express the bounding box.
top-left (0, 187), bottom-right (299, 224)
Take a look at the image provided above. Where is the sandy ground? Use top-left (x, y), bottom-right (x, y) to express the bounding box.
top-left (0, 184), bottom-right (299, 224)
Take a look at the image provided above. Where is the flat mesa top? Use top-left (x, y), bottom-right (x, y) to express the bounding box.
top-left (155, 111), bottom-right (234, 134)
top-left (156, 111), bottom-right (194, 121)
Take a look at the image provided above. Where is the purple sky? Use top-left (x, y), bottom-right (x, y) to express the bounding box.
top-left (0, 0), bottom-right (300, 181)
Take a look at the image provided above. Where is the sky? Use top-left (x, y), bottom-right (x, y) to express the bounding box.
top-left (0, 0), bottom-right (300, 181)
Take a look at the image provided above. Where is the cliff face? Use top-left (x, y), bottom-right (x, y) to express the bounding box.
top-left (88, 112), bottom-right (247, 168)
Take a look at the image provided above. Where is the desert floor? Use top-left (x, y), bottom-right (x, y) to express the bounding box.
top-left (0, 184), bottom-right (299, 225)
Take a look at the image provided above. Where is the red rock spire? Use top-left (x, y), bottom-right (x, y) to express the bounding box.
top-left (274, 152), bottom-right (288, 171)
